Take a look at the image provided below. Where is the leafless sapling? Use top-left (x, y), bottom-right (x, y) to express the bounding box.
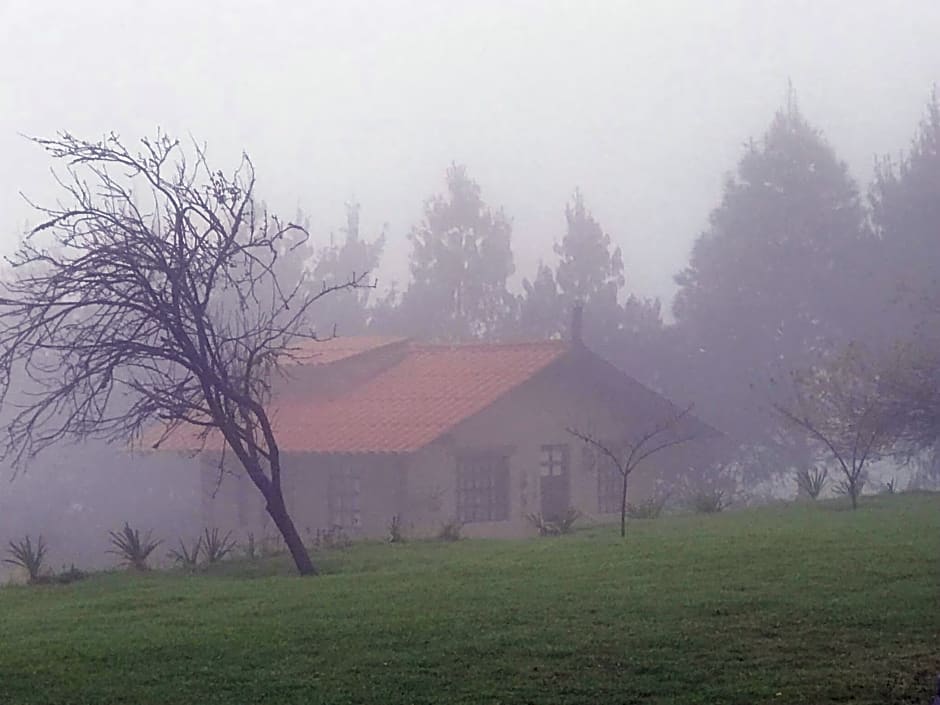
top-left (773, 344), bottom-right (904, 509)
top-left (568, 404), bottom-right (699, 537)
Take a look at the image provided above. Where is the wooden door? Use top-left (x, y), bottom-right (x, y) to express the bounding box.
top-left (539, 445), bottom-right (570, 520)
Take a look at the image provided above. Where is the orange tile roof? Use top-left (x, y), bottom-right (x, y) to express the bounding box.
top-left (157, 340), bottom-right (569, 455)
top-left (272, 341), bottom-right (568, 453)
top-left (285, 336), bottom-right (407, 366)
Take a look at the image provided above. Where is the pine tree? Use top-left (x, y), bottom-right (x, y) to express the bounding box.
top-left (516, 190), bottom-right (665, 386)
top-left (310, 202), bottom-right (385, 336)
top-left (554, 189), bottom-right (625, 307)
top-left (870, 88), bottom-right (940, 339)
top-left (670, 92), bottom-right (872, 440)
top-left (397, 164), bottom-right (515, 341)
top-left (517, 263), bottom-right (563, 340)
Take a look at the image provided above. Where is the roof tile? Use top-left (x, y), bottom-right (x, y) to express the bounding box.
top-left (159, 339), bottom-right (568, 454)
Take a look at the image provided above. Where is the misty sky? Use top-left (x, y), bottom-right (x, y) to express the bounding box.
top-left (1, 1), bottom-right (938, 309)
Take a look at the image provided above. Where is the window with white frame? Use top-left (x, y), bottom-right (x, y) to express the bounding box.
top-left (540, 444), bottom-right (569, 477)
top-left (456, 453), bottom-right (509, 523)
top-left (328, 466), bottom-right (361, 528)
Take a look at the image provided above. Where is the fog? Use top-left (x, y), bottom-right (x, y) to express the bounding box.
top-left (2, 1), bottom-right (939, 302)
top-left (1, 1), bottom-right (940, 580)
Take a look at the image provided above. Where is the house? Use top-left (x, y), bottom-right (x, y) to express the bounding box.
top-left (192, 322), bottom-right (724, 539)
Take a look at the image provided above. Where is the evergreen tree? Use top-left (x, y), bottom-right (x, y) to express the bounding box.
top-left (555, 189), bottom-right (625, 306)
top-left (518, 190), bottom-right (626, 341)
top-left (310, 202), bottom-right (385, 336)
top-left (870, 88), bottom-right (940, 338)
top-left (397, 164), bottom-right (515, 341)
top-left (516, 190), bottom-right (665, 387)
top-left (517, 263), bottom-right (563, 340)
top-left (670, 92), bottom-right (872, 440)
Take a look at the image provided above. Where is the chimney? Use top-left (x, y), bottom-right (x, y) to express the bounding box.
top-left (570, 302), bottom-right (584, 346)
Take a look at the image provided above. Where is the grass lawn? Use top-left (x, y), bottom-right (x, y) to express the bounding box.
top-left (1, 494), bottom-right (938, 705)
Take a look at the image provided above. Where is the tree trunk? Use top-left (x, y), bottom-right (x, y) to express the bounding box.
top-left (619, 475), bottom-right (629, 538)
top-left (265, 488), bottom-right (317, 576)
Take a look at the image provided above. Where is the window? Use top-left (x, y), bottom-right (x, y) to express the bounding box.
top-left (328, 467), bottom-right (361, 528)
top-left (540, 445), bottom-right (569, 477)
top-left (456, 453), bottom-right (509, 523)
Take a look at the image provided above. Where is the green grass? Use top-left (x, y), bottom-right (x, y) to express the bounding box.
top-left (2, 494), bottom-right (939, 704)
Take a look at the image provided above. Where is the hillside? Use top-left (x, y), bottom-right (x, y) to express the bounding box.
top-left (2, 494), bottom-right (938, 704)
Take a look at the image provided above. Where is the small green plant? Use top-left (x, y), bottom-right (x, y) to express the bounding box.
top-left (108, 523), bottom-right (161, 571)
top-left (260, 533), bottom-right (285, 557)
top-left (835, 476), bottom-right (865, 503)
top-left (243, 532), bottom-right (258, 561)
top-left (387, 515), bottom-right (406, 543)
top-left (795, 466), bottom-right (829, 499)
top-left (312, 526), bottom-right (352, 550)
top-left (203, 528), bottom-right (236, 564)
top-left (55, 564), bottom-right (87, 585)
top-left (627, 492), bottom-right (671, 520)
top-left (437, 519), bottom-right (463, 542)
top-left (4, 535), bottom-right (47, 583)
top-left (688, 488), bottom-right (728, 514)
top-left (526, 508), bottom-right (581, 536)
top-left (168, 537), bottom-right (203, 572)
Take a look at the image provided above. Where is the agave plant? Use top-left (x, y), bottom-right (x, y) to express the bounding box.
top-left (527, 508), bottom-right (581, 536)
top-left (795, 466), bottom-right (829, 500)
top-left (203, 528), bottom-right (236, 564)
top-left (4, 535), bottom-right (47, 583)
top-left (108, 523), bottom-right (162, 571)
top-left (168, 537), bottom-right (203, 572)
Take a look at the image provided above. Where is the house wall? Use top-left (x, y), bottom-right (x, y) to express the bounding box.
top-left (200, 452), bottom-right (404, 541)
top-left (200, 354), bottom-right (724, 541)
top-left (402, 355), bottom-right (723, 538)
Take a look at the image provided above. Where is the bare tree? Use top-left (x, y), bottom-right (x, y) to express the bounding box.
top-left (773, 344), bottom-right (903, 509)
top-left (0, 131), bottom-right (368, 575)
top-left (568, 404), bottom-right (698, 537)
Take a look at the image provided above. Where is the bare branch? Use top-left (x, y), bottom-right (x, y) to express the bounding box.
top-left (568, 403), bottom-right (700, 536)
top-left (0, 130), bottom-right (371, 575)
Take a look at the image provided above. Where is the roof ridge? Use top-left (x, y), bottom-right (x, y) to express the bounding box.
top-left (410, 339), bottom-right (569, 352)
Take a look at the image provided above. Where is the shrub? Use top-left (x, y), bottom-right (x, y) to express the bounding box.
top-left (437, 519), bottom-right (463, 542)
top-left (527, 508), bottom-right (581, 536)
top-left (835, 476), bottom-right (865, 502)
top-left (309, 526), bottom-right (352, 550)
top-left (203, 528), bottom-right (236, 564)
top-left (882, 477), bottom-right (899, 494)
top-left (108, 523), bottom-right (161, 571)
top-left (387, 515), bottom-right (406, 543)
top-left (4, 535), bottom-right (47, 583)
top-left (55, 564), bottom-right (87, 585)
top-left (260, 533), bottom-right (285, 557)
top-left (627, 492), bottom-right (670, 520)
top-left (243, 532), bottom-right (258, 561)
top-left (688, 488), bottom-right (728, 514)
top-left (795, 466), bottom-right (829, 499)
top-left (168, 537), bottom-right (203, 572)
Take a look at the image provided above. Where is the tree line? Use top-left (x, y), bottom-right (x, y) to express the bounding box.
top-left (305, 88), bottom-right (940, 493)
top-left (2, 87), bottom-right (938, 574)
